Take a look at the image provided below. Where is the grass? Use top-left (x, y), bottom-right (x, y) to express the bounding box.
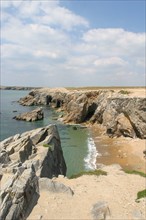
top-left (69, 169), bottom-right (107, 179)
top-left (124, 170), bottom-right (146, 178)
top-left (136, 189), bottom-right (146, 202)
top-left (43, 143), bottom-right (50, 148)
top-left (118, 90), bottom-right (131, 95)
top-left (124, 170), bottom-right (146, 202)
top-left (43, 143), bottom-right (54, 151)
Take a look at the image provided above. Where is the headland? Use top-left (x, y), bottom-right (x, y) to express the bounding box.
top-left (0, 86), bottom-right (145, 220)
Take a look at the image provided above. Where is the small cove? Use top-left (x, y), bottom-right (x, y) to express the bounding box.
top-left (0, 90), bottom-right (98, 177)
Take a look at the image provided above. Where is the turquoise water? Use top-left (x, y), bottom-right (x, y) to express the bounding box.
top-left (0, 90), bottom-right (95, 177)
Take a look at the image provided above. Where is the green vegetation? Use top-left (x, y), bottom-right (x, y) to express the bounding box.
top-left (118, 90), bottom-right (131, 95)
top-left (43, 143), bottom-right (50, 148)
top-left (124, 170), bottom-right (146, 178)
top-left (124, 170), bottom-right (146, 202)
top-left (136, 189), bottom-right (146, 202)
top-left (43, 143), bottom-right (54, 151)
top-left (69, 169), bottom-right (107, 179)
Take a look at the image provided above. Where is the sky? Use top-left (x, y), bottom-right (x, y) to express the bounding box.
top-left (1, 0), bottom-right (145, 87)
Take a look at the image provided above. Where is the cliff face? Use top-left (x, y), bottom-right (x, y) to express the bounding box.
top-left (0, 125), bottom-right (67, 220)
top-left (19, 88), bottom-right (146, 139)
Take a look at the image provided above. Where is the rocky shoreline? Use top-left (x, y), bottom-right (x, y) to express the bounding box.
top-left (0, 87), bottom-right (145, 220)
top-left (19, 87), bottom-right (146, 139)
top-left (0, 125), bottom-right (145, 220)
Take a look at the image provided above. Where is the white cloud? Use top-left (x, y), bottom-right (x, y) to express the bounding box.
top-left (1, 1), bottom-right (145, 87)
top-left (39, 6), bottom-right (89, 30)
top-left (82, 28), bottom-right (145, 56)
top-left (93, 57), bottom-right (127, 67)
top-left (34, 50), bottom-right (58, 59)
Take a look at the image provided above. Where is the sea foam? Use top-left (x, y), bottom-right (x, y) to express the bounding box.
top-left (84, 136), bottom-right (99, 170)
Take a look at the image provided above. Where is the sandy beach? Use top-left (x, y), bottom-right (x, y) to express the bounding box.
top-left (90, 123), bottom-right (146, 173)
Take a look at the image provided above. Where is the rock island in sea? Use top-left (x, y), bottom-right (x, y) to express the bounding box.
top-left (0, 87), bottom-right (146, 220)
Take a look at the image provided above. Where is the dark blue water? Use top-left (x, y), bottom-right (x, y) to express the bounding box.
top-left (0, 90), bottom-right (96, 177)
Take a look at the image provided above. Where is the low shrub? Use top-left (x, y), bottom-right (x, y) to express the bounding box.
top-left (69, 169), bottom-right (107, 179)
top-left (124, 170), bottom-right (146, 178)
top-left (118, 90), bottom-right (130, 95)
top-left (136, 189), bottom-right (146, 202)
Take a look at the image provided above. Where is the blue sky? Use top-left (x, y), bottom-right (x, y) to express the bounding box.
top-left (1, 0), bottom-right (145, 87)
top-left (63, 0), bottom-right (145, 32)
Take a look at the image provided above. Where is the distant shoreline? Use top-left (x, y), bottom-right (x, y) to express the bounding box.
top-left (0, 86), bottom-right (42, 90)
top-left (0, 85), bottom-right (145, 91)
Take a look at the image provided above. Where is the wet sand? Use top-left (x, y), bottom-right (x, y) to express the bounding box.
top-left (90, 124), bottom-right (146, 173)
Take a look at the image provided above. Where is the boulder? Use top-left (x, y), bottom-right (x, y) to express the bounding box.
top-left (13, 107), bottom-right (44, 122)
top-left (39, 178), bottom-right (74, 196)
top-left (91, 201), bottom-right (110, 220)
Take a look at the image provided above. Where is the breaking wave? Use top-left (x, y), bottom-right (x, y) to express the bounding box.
top-left (84, 136), bottom-right (99, 170)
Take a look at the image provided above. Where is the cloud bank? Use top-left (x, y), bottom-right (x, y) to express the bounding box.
top-left (1, 0), bottom-right (145, 87)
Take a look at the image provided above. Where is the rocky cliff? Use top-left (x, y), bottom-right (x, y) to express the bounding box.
top-left (19, 88), bottom-right (146, 139)
top-left (0, 125), bottom-right (67, 220)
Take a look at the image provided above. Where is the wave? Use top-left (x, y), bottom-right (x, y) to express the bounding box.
top-left (84, 136), bottom-right (100, 170)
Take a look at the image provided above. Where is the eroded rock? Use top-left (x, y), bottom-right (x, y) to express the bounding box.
top-left (18, 88), bottom-right (146, 139)
top-left (13, 107), bottom-right (44, 122)
top-left (0, 125), bottom-right (67, 220)
top-left (0, 167), bottom-right (39, 220)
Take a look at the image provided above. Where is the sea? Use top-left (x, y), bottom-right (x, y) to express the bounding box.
top-left (0, 90), bottom-right (98, 177)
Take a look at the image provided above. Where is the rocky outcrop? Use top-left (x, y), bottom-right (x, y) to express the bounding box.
top-left (0, 125), bottom-right (67, 178)
top-left (92, 96), bottom-right (146, 139)
top-left (0, 166), bottom-right (39, 220)
top-left (13, 107), bottom-right (44, 122)
top-left (19, 88), bottom-right (146, 139)
top-left (0, 125), bottom-right (67, 220)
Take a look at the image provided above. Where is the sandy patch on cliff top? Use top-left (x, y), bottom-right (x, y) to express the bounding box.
top-left (122, 88), bottom-right (145, 98)
top-left (34, 87), bottom-right (146, 97)
top-left (67, 87), bottom-right (145, 97)
top-left (27, 165), bottom-right (146, 220)
top-left (36, 87), bottom-right (69, 94)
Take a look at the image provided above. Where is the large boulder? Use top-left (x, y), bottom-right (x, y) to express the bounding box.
top-left (13, 107), bottom-right (44, 122)
top-left (39, 178), bottom-right (74, 196)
